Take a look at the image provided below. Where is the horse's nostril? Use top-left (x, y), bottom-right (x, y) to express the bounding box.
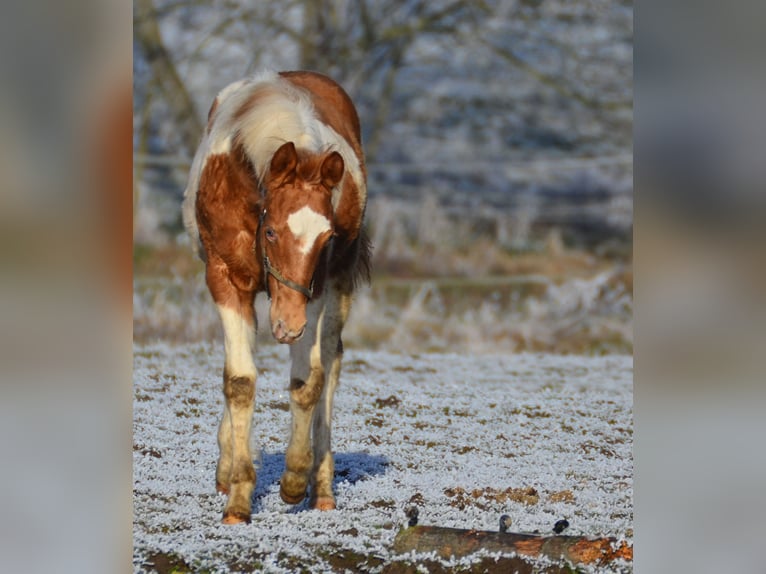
top-left (272, 321), bottom-right (306, 344)
top-left (272, 320), bottom-right (286, 341)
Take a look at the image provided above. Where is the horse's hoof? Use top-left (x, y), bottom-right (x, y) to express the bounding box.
top-left (221, 511), bottom-right (251, 525)
top-left (216, 482), bottom-right (230, 495)
top-left (312, 496), bottom-right (336, 511)
top-left (279, 484), bottom-right (306, 505)
top-left (280, 471), bottom-right (308, 504)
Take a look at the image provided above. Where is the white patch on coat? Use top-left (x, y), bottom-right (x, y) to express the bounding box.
top-left (209, 135), bottom-right (231, 155)
top-left (220, 74), bottom-right (364, 201)
top-left (287, 205), bottom-right (332, 255)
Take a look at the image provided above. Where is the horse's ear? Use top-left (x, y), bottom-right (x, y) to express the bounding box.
top-left (320, 151), bottom-right (344, 189)
top-left (270, 142), bottom-right (298, 179)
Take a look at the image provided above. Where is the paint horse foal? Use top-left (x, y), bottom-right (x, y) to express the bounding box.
top-left (183, 71), bottom-right (370, 524)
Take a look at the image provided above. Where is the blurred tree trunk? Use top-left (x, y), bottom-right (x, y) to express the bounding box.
top-left (134, 0), bottom-right (204, 157)
top-left (300, 0), bottom-right (320, 70)
top-left (364, 44), bottom-right (403, 159)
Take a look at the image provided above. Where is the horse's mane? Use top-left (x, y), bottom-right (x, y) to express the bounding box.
top-left (210, 73), bottom-right (364, 199)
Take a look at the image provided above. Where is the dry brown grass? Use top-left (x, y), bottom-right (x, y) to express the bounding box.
top-left (133, 239), bottom-right (632, 354)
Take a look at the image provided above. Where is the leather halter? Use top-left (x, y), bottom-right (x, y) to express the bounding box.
top-left (256, 209), bottom-right (314, 301)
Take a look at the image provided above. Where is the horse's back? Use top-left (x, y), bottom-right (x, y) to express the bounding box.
top-left (279, 71), bottom-right (364, 168)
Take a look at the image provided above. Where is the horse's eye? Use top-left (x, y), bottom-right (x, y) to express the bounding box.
top-left (265, 227), bottom-right (276, 242)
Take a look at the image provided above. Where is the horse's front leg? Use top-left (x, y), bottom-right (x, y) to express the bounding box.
top-left (280, 299), bottom-right (324, 506)
top-left (209, 268), bottom-right (257, 524)
top-left (309, 290), bottom-right (351, 510)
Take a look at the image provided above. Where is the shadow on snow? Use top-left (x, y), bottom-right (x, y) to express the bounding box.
top-left (252, 451), bottom-right (389, 513)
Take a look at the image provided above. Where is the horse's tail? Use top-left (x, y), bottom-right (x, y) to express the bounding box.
top-left (329, 227), bottom-right (372, 291)
top-left (354, 227), bottom-right (373, 289)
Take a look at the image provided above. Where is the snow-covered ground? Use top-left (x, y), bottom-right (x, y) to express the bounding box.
top-left (133, 342), bottom-right (632, 573)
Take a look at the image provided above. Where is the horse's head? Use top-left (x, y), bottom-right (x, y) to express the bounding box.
top-left (259, 141), bottom-right (343, 344)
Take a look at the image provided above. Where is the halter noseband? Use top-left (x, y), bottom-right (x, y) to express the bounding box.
top-left (257, 209), bottom-right (314, 301)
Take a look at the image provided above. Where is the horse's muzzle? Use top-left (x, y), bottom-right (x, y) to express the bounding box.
top-left (272, 319), bottom-right (306, 344)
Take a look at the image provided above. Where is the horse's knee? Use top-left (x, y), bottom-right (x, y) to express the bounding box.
top-left (230, 459), bottom-right (256, 485)
top-left (289, 373), bottom-right (324, 410)
top-left (289, 377), bottom-right (306, 392)
top-left (223, 375), bottom-right (255, 408)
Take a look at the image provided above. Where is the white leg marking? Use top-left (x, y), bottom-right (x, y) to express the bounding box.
top-left (216, 405), bottom-right (232, 489)
top-left (287, 205), bottom-right (332, 255)
top-left (218, 305), bottom-right (256, 378)
top-left (217, 304), bottom-right (257, 519)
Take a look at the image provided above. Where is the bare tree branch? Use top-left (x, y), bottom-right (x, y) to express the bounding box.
top-left (480, 37), bottom-right (632, 111)
top-left (134, 0), bottom-right (204, 156)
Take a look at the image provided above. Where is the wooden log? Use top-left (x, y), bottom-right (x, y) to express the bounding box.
top-left (392, 525), bottom-right (632, 566)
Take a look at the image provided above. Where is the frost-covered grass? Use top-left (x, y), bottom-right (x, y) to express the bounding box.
top-left (134, 269), bottom-right (632, 355)
top-left (345, 268), bottom-right (632, 355)
top-left (133, 342), bottom-right (632, 573)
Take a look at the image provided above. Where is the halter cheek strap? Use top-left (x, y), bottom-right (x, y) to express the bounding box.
top-left (257, 210), bottom-right (314, 301)
top-left (262, 255), bottom-right (314, 300)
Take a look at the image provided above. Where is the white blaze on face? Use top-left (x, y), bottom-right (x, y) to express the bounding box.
top-left (287, 205), bottom-right (332, 255)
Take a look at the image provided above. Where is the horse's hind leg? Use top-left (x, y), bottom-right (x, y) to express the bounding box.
top-left (309, 290), bottom-right (351, 510)
top-left (208, 263), bottom-right (257, 524)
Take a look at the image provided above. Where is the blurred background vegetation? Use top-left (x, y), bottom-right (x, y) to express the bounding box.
top-left (133, 0), bottom-right (633, 354)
